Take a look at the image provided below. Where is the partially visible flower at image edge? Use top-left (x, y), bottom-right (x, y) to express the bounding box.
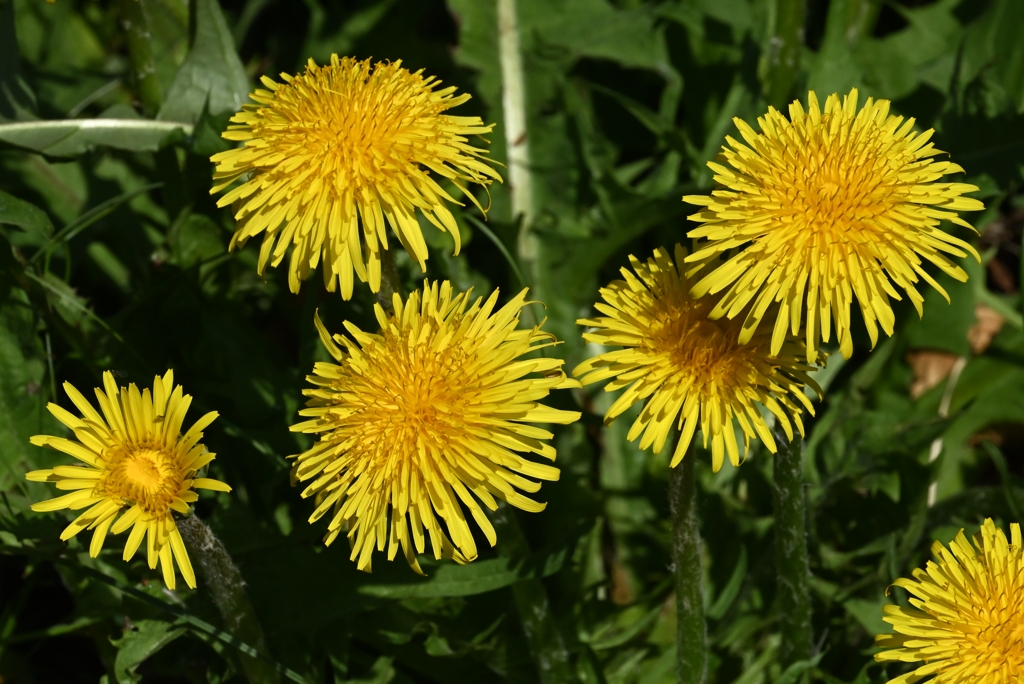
top-left (290, 280), bottom-right (580, 573)
top-left (26, 371), bottom-right (230, 590)
top-left (683, 88), bottom-right (985, 362)
top-left (574, 245), bottom-right (824, 471)
top-left (211, 54), bottom-right (502, 299)
top-left (875, 518), bottom-right (1024, 682)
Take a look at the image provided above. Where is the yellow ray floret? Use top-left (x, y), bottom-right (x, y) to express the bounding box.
top-left (26, 371), bottom-right (230, 590)
top-left (211, 55), bottom-right (502, 299)
top-left (574, 245), bottom-right (825, 472)
top-left (290, 280), bottom-right (581, 573)
top-left (876, 518), bottom-right (1024, 683)
top-left (683, 88), bottom-right (985, 362)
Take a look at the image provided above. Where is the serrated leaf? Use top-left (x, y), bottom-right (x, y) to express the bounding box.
top-left (0, 286), bottom-right (63, 521)
top-left (111, 620), bottom-right (188, 684)
top-left (853, 0), bottom-right (963, 100)
top-left (0, 190), bottom-right (53, 239)
top-left (957, 0), bottom-right (1024, 114)
top-left (532, 0), bottom-right (671, 72)
top-left (358, 546), bottom-right (568, 598)
top-left (157, 0), bottom-right (249, 124)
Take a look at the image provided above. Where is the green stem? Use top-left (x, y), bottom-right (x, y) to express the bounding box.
top-left (842, 0), bottom-right (882, 45)
top-left (669, 450), bottom-right (707, 684)
top-left (771, 425), bottom-right (813, 667)
top-left (492, 505), bottom-right (577, 684)
top-left (761, 0), bottom-right (805, 110)
top-left (178, 515), bottom-right (279, 684)
top-left (119, 0), bottom-right (162, 114)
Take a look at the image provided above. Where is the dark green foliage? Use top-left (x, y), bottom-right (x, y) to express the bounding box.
top-left (0, 0), bottom-right (1022, 682)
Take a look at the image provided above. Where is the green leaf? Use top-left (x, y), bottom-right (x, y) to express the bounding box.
top-left (852, 0), bottom-right (963, 100)
top-left (0, 287), bottom-right (61, 518)
top-left (531, 0), bottom-right (672, 72)
top-left (903, 257), bottom-right (981, 356)
top-left (957, 0), bottom-right (1024, 115)
top-left (111, 619), bottom-right (188, 684)
top-left (584, 603), bottom-right (661, 651)
top-left (0, 190), bottom-right (53, 240)
top-left (60, 560), bottom-right (313, 684)
top-left (774, 653), bottom-right (825, 684)
top-left (168, 211), bottom-right (224, 268)
top-left (347, 656), bottom-right (396, 684)
top-left (157, 0), bottom-right (250, 124)
top-left (841, 597), bottom-right (889, 637)
top-left (358, 546), bottom-right (568, 599)
top-left (0, 111), bottom-right (192, 157)
top-left (806, 0), bottom-right (868, 97)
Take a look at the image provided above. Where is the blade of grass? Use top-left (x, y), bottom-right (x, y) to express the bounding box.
top-left (465, 214), bottom-right (527, 288)
top-left (981, 441), bottom-right (1022, 520)
top-left (31, 182), bottom-right (163, 266)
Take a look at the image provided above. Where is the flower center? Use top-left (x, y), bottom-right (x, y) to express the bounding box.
top-left (97, 444), bottom-right (181, 514)
top-left (965, 600), bottom-right (1024, 672)
top-left (279, 64), bottom-right (445, 193)
top-left (647, 297), bottom-right (760, 392)
top-left (763, 114), bottom-right (911, 251)
top-left (346, 332), bottom-right (473, 464)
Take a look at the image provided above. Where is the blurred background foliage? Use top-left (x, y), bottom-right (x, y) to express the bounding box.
top-left (0, 0), bottom-right (1022, 682)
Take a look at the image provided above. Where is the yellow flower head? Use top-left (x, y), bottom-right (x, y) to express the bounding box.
top-left (574, 246), bottom-right (823, 471)
top-left (291, 281), bottom-right (581, 573)
top-left (876, 518), bottom-right (1024, 683)
top-left (26, 371), bottom-right (230, 590)
top-left (211, 55), bottom-right (501, 299)
top-left (683, 88), bottom-right (984, 362)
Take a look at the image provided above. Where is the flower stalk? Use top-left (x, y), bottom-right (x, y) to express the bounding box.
top-left (669, 450), bottom-right (707, 684)
top-left (761, 0), bottom-right (804, 110)
top-left (492, 505), bottom-right (576, 684)
top-left (119, 0), bottom-right (162, 114)
top-left (771, 423), bottom-right (813, 666)
top-left (179, 515), bottom-right (279, 684)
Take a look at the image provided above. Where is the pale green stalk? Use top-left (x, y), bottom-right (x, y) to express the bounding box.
top-left (179, 515), bottom-right (279, 684)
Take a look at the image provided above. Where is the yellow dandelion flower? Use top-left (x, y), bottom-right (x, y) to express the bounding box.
top-left (573, 245), bottom-right (824, 471)
top-left (876, 518), bottom-right (1024, 683)
top-left (26, 371), bottom-right (230, 590)
top-left (290, 280), bottom-right (581, 573)
top-left (211, 55), bottom-right (501, 299)
top-left (683, 88), bottom-right (985, 361)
